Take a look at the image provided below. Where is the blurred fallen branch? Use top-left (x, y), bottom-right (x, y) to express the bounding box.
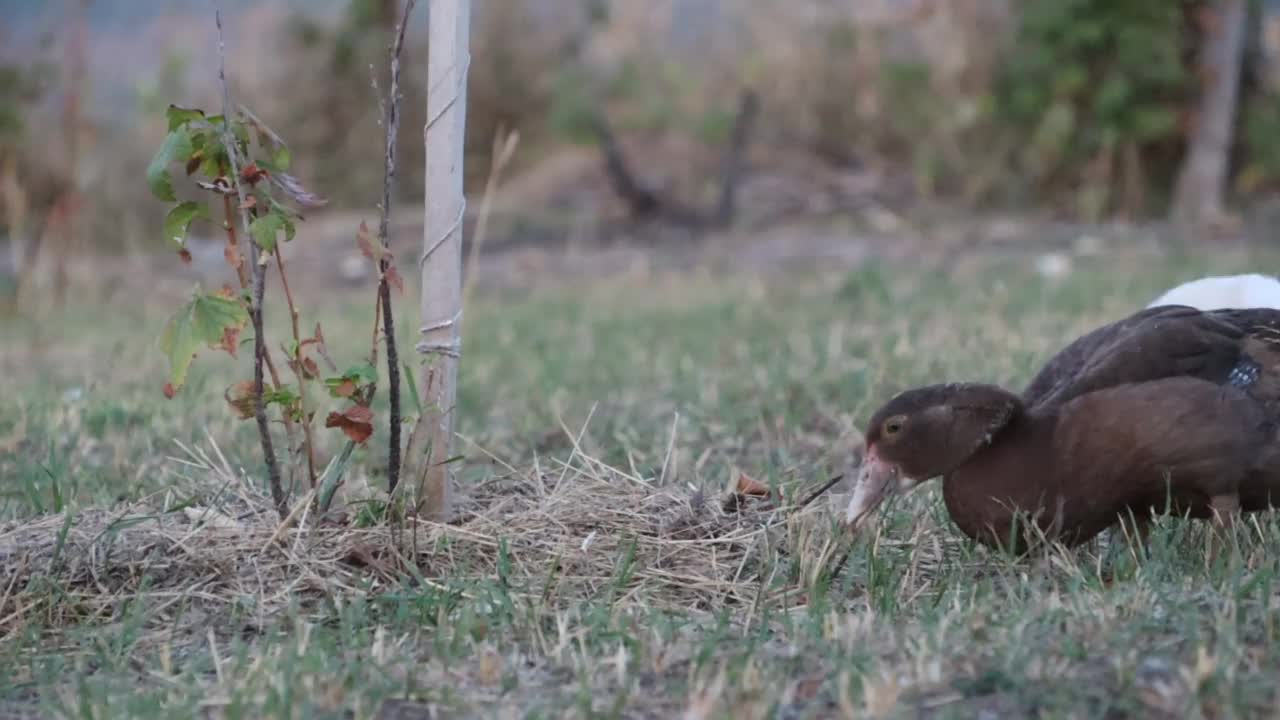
top-left (589, 88), bottom-right (760, 232)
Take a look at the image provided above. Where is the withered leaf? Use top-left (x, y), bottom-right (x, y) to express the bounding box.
top-left (224, 380), bottom-right (257, 419)
top-left (325, 406), bottom-right (374, 444)
top-left (196, 177), bottom-right (234, 195)
top-left (332, 378), bottom-right (357, 398)
top-left (219, 326), bottom-right (241, 357)
top-left (178, 248), bottom-right (193, 264)
top-left (735, 472), bottom-right (771, 498)
top-left (300, 322), bottom-right (336, 372)
top-left (240, 162), bottom-right (268, 185)
top-left (385, 264), bottom-right (405, 294)
top-left (356, 220), bottom-right (379, 262)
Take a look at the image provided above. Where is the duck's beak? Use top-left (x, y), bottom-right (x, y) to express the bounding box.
top-left (845, 445), bottom-right (902, 531)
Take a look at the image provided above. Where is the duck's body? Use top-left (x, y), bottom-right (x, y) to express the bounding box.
top-left (1147, 273), bottom-right (1280, 311)
top-left (848, 305), bottom-right (1280, 552)
top-left (938, 378), bottom-right (1270, 550)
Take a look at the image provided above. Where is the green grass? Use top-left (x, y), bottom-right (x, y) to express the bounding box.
top-left (4, 243), bottom-right (1280, 718)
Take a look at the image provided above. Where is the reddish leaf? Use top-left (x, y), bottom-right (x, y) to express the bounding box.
top-left (333, 378), bottom-right (357, 398)
top-left (239, 195), bottom-right (257, 210)
top-left (300, 324), bottom-right (324, 349)
top-left (215, 285), bottom-right (238, 300)
top-left (356, 220), bottom-right (378, 262)
top-left (224, 380), bottom-right (257, 419)
top-left (162, 382), bottom-right (177, 399)
top-left (326, 406), bottom-right (374, 444)
top-left (300, 323), bottom-right (337, 372)
top-left (385, 264), bottom-right (405, 294)
top-left (736, 472), bottom-right (771, 497)
top-left (178, 248), bottom-right (193, 264)
top-left (240, 162), bottom-right (268, 185)
top-left (219, 326), bottom-right (241, 357)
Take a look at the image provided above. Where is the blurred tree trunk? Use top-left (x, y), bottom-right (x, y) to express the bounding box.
top-left (1172, 0), bottom-right (1247, 231)
top-left (405, 0), bottom-right (470, 521)
top-left (0, 154), bottom-right (27, 313)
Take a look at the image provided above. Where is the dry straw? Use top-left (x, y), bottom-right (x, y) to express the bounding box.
top-left (0, 436), bottom-right (857, 641)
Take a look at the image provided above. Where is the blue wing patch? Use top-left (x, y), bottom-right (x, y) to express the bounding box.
top-left (1228, 358), bottom-right (1260, 388)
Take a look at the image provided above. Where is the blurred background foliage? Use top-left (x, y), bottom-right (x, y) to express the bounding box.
top-left (2, 0), bottom-right (1280, 271)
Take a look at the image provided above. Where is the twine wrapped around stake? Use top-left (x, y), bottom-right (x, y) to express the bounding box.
top-left (408, 0), bottom-right (472, 521)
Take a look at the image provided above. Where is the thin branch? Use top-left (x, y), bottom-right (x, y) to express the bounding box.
top-left (795, 473), bottom-right (844, 513)
top-left (376, 0), bottom-right (416, 495)
top-left (215, 4), bottom-right (286, 519)
top-left (274, 250), bottom-right (318, 490)
top-left (238, 104), bottom-right (289, 152)
top-left (219, 195), bottom-right (251, 288)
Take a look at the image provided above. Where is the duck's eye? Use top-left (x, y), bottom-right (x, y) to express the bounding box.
top-left (883, 416), bottom-right (906, 437)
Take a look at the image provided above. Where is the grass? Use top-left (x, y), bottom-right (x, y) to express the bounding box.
top-left (4, 241), bottom-right (1280, 718)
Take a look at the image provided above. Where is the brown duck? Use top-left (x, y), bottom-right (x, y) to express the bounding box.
top-left (845, 305), bottom-right (1280, 551)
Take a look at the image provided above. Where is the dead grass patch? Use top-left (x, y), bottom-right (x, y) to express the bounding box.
top-left (0, 440), bottom-right (859, 649)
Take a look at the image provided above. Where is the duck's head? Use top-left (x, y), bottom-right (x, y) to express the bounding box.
top-left (846, 383), bottom-right (1022, 530)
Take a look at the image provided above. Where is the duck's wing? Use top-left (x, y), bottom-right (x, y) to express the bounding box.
top-left (1022, 305), bottom-right (1176, 407)
top-left (1204, 308), bottom-right (1280, 404)
top-left (1023, 305), bottom-right (1245, 411)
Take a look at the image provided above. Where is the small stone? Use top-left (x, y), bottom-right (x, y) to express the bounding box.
top-left (1034, 253), bottom-right (1072, 279)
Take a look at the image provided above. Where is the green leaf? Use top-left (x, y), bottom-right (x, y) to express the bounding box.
top-left (345, 363), bottom-right (378, 385)
top-left (147, 127), bottom-right (195, 201)
top-left (158, 290), bottom-right (250, 394)
top-left (273, 145), bottom-right (291, 172)
top-left (325, 363), bottom-right (378, 397)
top-left (166, 104), bottom-right (206, 131)
top-left (249, 210), bottom-right (286, 252)
top-left (163, 201), bottom-right (208, 249)
top-left (249, 207), bottom-right (297, 252)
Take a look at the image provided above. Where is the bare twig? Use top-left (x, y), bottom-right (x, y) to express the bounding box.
top-left (795, 473), bottom-right (844, 513)
top-left (826, 541), bottom-right (856, 585)
top-left (273, 250), bottom-right (318, 490)
top-left (375, 0), bottom-right (416, 495)
top-left (219, 195), bottom-right (250, 288)
top-left (215, 4), bottom-right (286, 519)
